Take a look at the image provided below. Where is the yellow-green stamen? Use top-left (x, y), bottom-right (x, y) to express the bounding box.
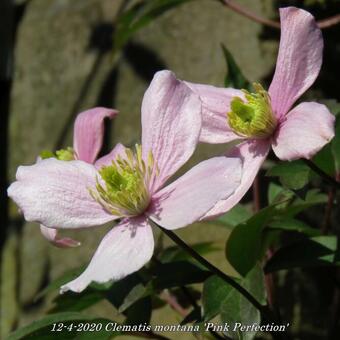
top-left (55, 147), bottom-right (75, 161)
top-left (227, 83), bottom-right (277, 139)
top-left (90, 145), bottom-right (157, 217)
top-left (40, 147), bottom-right (75, 161)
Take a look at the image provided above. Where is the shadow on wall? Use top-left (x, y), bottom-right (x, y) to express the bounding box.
top-left (0, 0), bottom-right (29, 246)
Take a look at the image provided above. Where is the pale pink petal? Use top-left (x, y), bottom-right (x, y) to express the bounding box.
top-left (73, 107), bottom-right (118, 164)
top-left (8, 158), bottom-right (115, 229)
top-left (269, 7), bottom-right (323, 118)
top-left (141, 70), bottom-right (202, 192)
top-left (60, 217), bottom-right (154, 293)
top-left (148, 157), bottom-right (242, 230)
top-left (185, 82), bottom-right (244, 143)
top-left (202, 139), bottom-right (270, 219)
top-left (40, 225), bottom-right (81, 248)
top-left (94, 143), bottom-right (127, 169)
top-left (272, 102), bottom-right (335, 161)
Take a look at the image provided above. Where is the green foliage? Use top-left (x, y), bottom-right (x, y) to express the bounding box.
top-left (268, 218), bottom-right (320, 237)
top-left (226, 188), bottom-right (327, 276)
top-left (265, 236), bottom-right (340, 273)
top-left (6, 313), bottom-right (119, 340)
top-left (313, 143), bottom-right (336, 176)
top-left (202, 266), bottom-right (266, 339)
top-left (49, 290), bottom-right (104, 313)
top-left (35, 266), bottom-right (86, 300)
top-left (221, 44), bottom-right (250, 89)
top-left (150, 261), bottom-right (211, 288)
top-left (226, 204), bottom-right (277, 277)
top-left (267, 182), bottom-right (293, 205)
top-left (332, 117), bottom-right (340, 175)
top-left (217, 204), bottom-right (252, 229)
top-left (266, 160), bottom-right (310, 190)
top-left (159, 242), bottom-right (219, 262)
top-left (114, 0), bottom-right (192, 50)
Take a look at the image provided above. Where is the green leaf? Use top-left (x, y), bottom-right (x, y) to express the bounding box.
top-left (36, 266), bottom-right (86, 300)
top-left (114, 0), bottom-right (192, 50)
top-left (265, 236), bottom-right (340, 273)
top-left (202, 266), bottom-right (266, 339)
top-left (281, 189), bottom-right (327, 218)
top-left (124, 296), bottom-right (152, 325)
top-left (313, 143), bottom-right (336, 177)
top-left (49, 289), bottom-right (104, 313)
top-left (117, 283), bottom-right (150, 313)
top-left (202, 276), bottom-right (234, 322)
top-left (6, 312), bottom-right (118, 340)
top-left (221, 44), bottom-right (250, 89)
top-left (220, 266), bottom-right (266, 340)
top-left (332, 117), bottom-right (340, 175)
top-left (151, 261), bottom-right (211, 289)
top-left (160, 242), bottom-right (219, 263)
top-left (107, 262), bottom-right (209, 316)
top-left (268, 218), bottom-right (320, 236)
top-left (226, 205), bottom-right (278, 276)
top-left (226, 189), bottom-right (326, 276)
top-left (217, 204), bottom-right (252, 229)
top-left (267, 183), bottom-right (295, 207)
top-left (266, 160), bottom-right (310, 190)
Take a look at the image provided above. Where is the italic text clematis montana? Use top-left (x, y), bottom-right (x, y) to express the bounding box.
top-left (39, 107), bottom-right (118, 248)
top-left (185, 7), bottom-right (335, 218)
top-left (8, 71), bottom-right (242, 293)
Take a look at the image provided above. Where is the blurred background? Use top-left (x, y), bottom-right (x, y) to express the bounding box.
top-left (1, 0), bottom-right (340, 339)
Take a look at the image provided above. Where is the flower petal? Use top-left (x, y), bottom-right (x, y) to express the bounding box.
top-left (60, 217), bottom-right (154, 293)
top-left (268, 7), bottom-right (323, 118)
top-left (272, 102), bottom-right (335, 161)
top-left (40, 225), bottom-right (81, 248)
top-left (148, 157), bottom-right (242, 230)
top-left (141, 70), bottom-right (202, 192)
top-left (73, 107), bottom-right (118, 164)
top-left (185, 82), bottom-right (244, 143)
top-left (94, 143), bottom-right (127, 169)
top-left (8, 158), bottom-right (115, 229)
top-left (201, 139), bottom-right (270, 219)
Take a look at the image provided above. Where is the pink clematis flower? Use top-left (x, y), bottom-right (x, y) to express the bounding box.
top-left (39, 107), bottom-right (118, 248)
top-left (8, 71), bottom-right (242, 293)
top-left (185, 7), bottom-right (335, 218)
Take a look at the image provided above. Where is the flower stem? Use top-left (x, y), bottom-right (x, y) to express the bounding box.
top-left (303, 159), bottom-right (340, 189)
top-left (154, 222), bottom-right (288, 340)
top-left (219, 0), bottom-right (340, 30)
top-left (153, 222), bottom-right (263, 311)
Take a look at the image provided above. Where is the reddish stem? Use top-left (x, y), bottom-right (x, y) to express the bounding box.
top-left (221, 0), bottom-right (340, 30)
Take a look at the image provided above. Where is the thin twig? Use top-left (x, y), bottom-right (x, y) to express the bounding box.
top-left (303, 159), bottom-right (340, 189)
top-left (220, 0), bottom-right (340, 30)
top-left (154, 223), bottom-right (287, 340)
top-left (221, 0), bottom-right (280, 29)
top-left (318, 13), bottom-right (340, 29)
top-left (153, 222), bottom-right (264, 311)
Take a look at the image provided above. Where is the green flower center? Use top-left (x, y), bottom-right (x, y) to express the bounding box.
top-left (227, 83), bottom-right (277, 139)
top-left (90, 145), bottom-right (156, 217)
top-left (40, 147), bottom-right (75, 161)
